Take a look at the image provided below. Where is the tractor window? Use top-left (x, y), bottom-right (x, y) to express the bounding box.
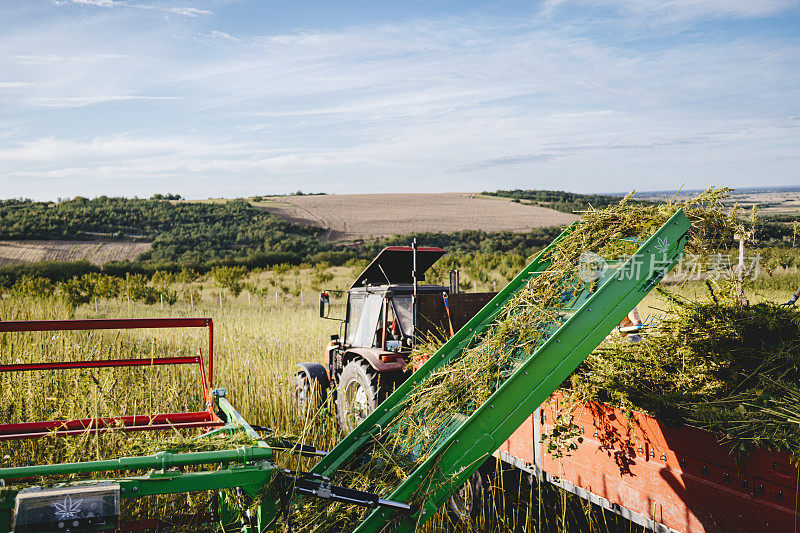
top-left (391, 296), bottom-right (414, 338)
top-left (351, 293), bottom-right (383, 348)
top-left (345, 295), bottom-right (365, 345)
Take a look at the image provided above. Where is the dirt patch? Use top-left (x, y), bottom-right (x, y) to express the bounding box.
top-left (255, 193), bottom-right (579, 242)
top-left (0, 241), bottom-right (151, 266)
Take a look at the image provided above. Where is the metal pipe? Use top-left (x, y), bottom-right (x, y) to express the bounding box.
top-left (0, 411), bottom-right (221, 440)
top-left (0, 446), bottom-right (272, 480)
top-left (0, 355), bottom-right (200, 373)
top-left (0, 318), bottom-right (211, 332)
top-left (412, 238), bottom-right (418, 349)
top-left (0, 316), bottom-right (214, 387)
top-left (208, 319), bottom-right (214, 387)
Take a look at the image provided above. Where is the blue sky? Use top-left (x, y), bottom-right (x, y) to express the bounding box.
top-left (1, 0), bottom-right (798, 200)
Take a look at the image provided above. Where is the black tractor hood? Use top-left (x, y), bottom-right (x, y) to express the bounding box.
top-left (350, 246), bottom-right (446, 289)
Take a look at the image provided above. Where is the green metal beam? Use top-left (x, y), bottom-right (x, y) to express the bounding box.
top-left (214, 391), bottom-right (263, 442)
top-left (0, 446), bottom-right (272, 481)
top-left (116, 463), bottom-right (274, 498)
top-left (309, 210), bottom-right (689, 532)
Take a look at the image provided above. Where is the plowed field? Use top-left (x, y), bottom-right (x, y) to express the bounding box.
top-left (256, 193), bottom-right (578, 241)
top-left (0, 240), bottom-right (151, 266)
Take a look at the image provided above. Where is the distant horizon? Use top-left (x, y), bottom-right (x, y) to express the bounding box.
top-left (4, 184), bottom-right (800, 203)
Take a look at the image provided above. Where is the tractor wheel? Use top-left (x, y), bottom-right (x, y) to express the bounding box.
top-left (292, 371), bottom-right (321, 423)
top-left (335, 360), bottom-right (394, 434)
top-left (446, 470), bottom-right (486, 526)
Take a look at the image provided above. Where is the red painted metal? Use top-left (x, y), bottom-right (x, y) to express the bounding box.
top-left (0, 318), bottom-right (220, 440)
top-left (0, 317), bottom-right (211, 332)
top-left (0, 355), bottom-right (201, 372)
top-left (0, 318), bottom-right (214, 386)
top-left (501, 394), bottom-right (800, 532)
top-left (0, 411), bottom-right (222, 440)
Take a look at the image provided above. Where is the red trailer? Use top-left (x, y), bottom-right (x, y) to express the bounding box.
top-left (497, 393), bottom-right (799, 532)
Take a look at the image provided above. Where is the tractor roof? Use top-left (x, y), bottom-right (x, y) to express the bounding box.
top-left (350, 246), bottom-right (446, 290)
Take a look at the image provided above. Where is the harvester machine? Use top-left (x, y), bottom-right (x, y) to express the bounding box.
top-left (0, 319), bottom-right (409, 532)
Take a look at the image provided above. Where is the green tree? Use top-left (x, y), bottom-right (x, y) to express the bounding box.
top-left (211, 266), bottom-right (247, 296)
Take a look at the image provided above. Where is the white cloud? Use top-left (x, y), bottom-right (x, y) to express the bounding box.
top-left (72, 0), bottom-right (117, 6)
top-left (209, 30), bottom-right (240, 43)
top-left (167, 7), bottom-right (211, 17)
top-left (541, 0), bottom-right (799, 21)
top-left (27, 95), bottom-right (178, 108)
top-left (70, 0), bottom-right (211, 16)
top-left (0, 82), bottom-right (33, 89)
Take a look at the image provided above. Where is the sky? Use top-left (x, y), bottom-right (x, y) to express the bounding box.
top-left (0, 0), bottom-right (798, 200)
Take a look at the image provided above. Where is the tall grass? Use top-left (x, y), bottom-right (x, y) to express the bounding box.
top-left (0, 290), bottom-right (646, 532)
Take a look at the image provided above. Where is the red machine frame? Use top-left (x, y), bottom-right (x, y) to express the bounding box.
top-left (0, 318), bottom-right (222, 440)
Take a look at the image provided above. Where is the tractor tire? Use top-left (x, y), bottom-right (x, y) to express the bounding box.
top-left (292, 371), bottom-right (322, 423)
top-left (335, 360), bottom-right (395, 435)
top-left (446, 470), bottom-right (486, 526)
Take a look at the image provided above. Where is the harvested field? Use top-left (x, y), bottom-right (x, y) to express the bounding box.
top-left (255, 193), bottom-right (579, 242)
top-left (0, 240), bottom-right (151, 266)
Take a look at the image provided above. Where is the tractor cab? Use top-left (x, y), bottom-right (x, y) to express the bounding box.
top-left (334, 245), bottom-right (448, 352)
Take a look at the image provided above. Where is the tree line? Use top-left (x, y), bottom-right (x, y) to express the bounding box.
top-left (482, 189), bottom-right (632, 213)
top-left (0, 195), bottom-right (795, 287)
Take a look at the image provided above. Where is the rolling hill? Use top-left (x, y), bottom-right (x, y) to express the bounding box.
top-left (254, 193), bottom-right (578, 242)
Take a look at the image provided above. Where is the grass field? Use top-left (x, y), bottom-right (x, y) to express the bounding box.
top-left (2, 260), bottom-right (797, 531)
top-left (0, 240), bottom-right (151, 266)
top-left (254, 193), bottom-right (578, 242)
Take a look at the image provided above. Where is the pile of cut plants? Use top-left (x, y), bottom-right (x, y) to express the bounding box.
top-left (292, 188), bottom-right (734, 532)
top-left (563, 288), bottom-right (800, 461)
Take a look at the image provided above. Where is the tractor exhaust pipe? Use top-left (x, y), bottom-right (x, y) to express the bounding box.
top-left (412, 238), bottom-right (418, 349)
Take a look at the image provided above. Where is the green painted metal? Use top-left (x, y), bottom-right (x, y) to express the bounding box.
top-left (215, 392), bottom-right (263, 442)
top-left (0, 390), bottom-right (283, 531)
top-left (0, 446), bottom-right (272, 481)
top-left (314, 210), bottom-right (690, 532)
top-left (116, 462), bottom-right (274, 498)
top-left (0, 490), bottom-right (13, 533)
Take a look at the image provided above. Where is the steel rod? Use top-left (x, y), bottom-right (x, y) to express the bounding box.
top-left (0, 446), bottom-right (273, 480)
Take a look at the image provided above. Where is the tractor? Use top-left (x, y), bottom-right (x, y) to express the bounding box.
top-left (292, 244), bottom-right (496, 434)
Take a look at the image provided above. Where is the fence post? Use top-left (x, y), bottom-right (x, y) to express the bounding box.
top-left (248, 291), bottom-right (251, 308)
top-left (275, 291), bottom-right (279, 305)
top-left (190, 292), bottom-right (194, 310)
top-left (219, 292), bottom-right (223, 309)
top-left (160, 293), bottom-right (164, 310)
top-left (94, 296), bottom-right (98, 313)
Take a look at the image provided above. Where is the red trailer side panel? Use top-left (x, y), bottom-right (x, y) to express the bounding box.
top-left (502, 396), bottom-right (799, 533)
